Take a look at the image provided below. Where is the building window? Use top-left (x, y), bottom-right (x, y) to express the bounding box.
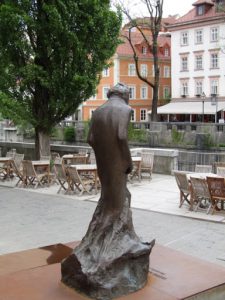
top-left (195, 29), bottom-right (203, 44)
top-left (140, 109), bottom-right (147, 121)
top-left (102, 67), bottom-right (109, 77)
top-left (128, 85), bottom-right (136, 99)
top-left (195, 55), bottom-right (203, 70)
top-left (164, 48), bottom-right (169, 57)
top-left (210, 53), bottom-right (219, 69)
top-left (181, 56), bottom-right (188, 71)
top-left (195, 80), bottom-right (203, 96)
top-left (140, 86), bottom-right (148, 99)
top-left (210, 27), bottom-right (219, 42)
top-left (128, 64), bottom-right (136, 76)
top-left (180, 81), bottom-right (189, 96)
top-left (102, 86), bottom-right (110, 100)
top-left (197, 4), bottom-right (205, 15)
top-left (164, 66), bottom-right (170, 78)
top-left (181, 31), bottom-right (188, 46)
top-left (210, 79), bottom-right (219, 95)
top-left (130, 109), bottom-right (136, 122)
top-left (140, 64), bottom-right (148, 77)
top-left (142, 46), bottom-right (147, 55)
top-left (163, 86), bottom-right (170, 99)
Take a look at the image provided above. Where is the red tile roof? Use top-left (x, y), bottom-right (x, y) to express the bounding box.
top-left (117, 30), bottom-right (171, 59)
top-left (172, 1), bottom-right (225, 26)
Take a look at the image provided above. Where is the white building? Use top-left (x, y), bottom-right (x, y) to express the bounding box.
top-left (158, 0), bottom-right (225, 122)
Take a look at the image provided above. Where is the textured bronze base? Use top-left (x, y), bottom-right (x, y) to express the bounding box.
top-left (1, 243), bottom-right (225, 299)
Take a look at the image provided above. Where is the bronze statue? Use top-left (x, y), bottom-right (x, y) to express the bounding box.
top-left (61, 83), bottom-right (155, 300)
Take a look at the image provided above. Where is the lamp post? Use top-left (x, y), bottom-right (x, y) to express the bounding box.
top-left (201, 92), bottom-right (206, 123)
top-left (211, 94), bottom-right (218, 123)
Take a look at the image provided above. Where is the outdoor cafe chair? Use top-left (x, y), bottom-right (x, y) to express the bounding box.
top-left (88, 149), bottom-right (96, 164)
top-left (54, 162), bottom-right (71, 194)
top-left (140, 152), bottom-right (154, 179)
top-left (195, 164), bottom-right (212, 173)
top-left (189, 177), bottom-right (211, 213)
top-left (206, 176), bottom-right (225, 214)
top-left (22, 160), bottom-right (48, 188)
top-left (66, 166), bottom-right (94, 196)
top-left (174, 171), bottom-right (191, 208)
top-left (11, 153), bottom-right (24, 186)
top-left (216, 167), bottom-right (225, 177)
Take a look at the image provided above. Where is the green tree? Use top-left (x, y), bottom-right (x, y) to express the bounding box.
top-left (0, 0), bottom-right (121, 158)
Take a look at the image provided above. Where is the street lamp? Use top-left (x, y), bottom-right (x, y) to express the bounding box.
top-left (211, 94), bottom-right (218, 123)
top-left (201, 92), bottom-right (206, 123)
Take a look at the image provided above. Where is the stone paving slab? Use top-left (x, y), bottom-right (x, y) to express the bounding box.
top-left (1, 173), bottom-right (225, 223)
top-left (1, 183), bottom-right (225, 269)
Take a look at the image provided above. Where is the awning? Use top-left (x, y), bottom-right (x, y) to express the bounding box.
top-left (149, 101), bottom-right (225, 115)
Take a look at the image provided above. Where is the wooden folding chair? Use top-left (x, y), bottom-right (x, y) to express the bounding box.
top-left (206, 176), bottom-right (225, 214)
top-left (22, 160), bottom-right (48, 188)
top-left (216, 167), bottom-right (225, 177)
top-left (189, 177), bottom-right (211, 213)
top-left (195, 164), bottom-right (212, 173)
top-left (66, 166), bottom-right (94, 195)
top-left (174, 171), bottom-right (191, 208)
top-left (54, 162), bottom-right (71, 194)
top-left (11, 153), bottom-right (24, 186)
top-left (141, 152), bottom-right (154, 179)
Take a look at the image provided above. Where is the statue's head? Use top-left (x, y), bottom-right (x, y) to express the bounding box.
top-left (107, 83), bottom-right (129, 104)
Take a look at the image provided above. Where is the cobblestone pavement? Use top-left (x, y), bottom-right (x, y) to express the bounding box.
top-left (1, 186), bottom-right (225, 268)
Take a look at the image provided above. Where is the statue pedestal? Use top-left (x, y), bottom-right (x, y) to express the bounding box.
top-left (1, 242), bottom-right (225, 299)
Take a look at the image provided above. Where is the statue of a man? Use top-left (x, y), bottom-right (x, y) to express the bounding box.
top-left (61, 83), bottom-right (155, 300)
top-left (88, 83), bottom-right (132, 214)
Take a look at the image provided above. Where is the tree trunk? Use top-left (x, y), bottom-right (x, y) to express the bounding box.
top-left (151, 85), bottom-right (159, 121)
top-left (34, 127), bottom-right (50, 159)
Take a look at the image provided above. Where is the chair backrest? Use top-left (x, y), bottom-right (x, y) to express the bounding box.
top-left (216, 167), bottom-right (225, 177)
top-left (78, 148), bottom-right (88, 155)
top-left (54, 163), bottom-right (67, 180)
top-left (189, 177), bottom-right (210, 199)
top-left (14, 153), bottom-right (24, 170)
top-left (22, 160), bottom-right (36, 177)
top-left (195, 164), bottom-right (212, 173)
top-left (67, 166), bottom-right (82, 184)
top-left (141, 152), bottom-right (154, 169)
top-left (6, 150), bottom-right (16, 159)
top-left (174, 171), bottom-right (190, 193)
top-left (207, 176), bottom-right (225, 199)
top-left (54, 157), bottom-right (63, 165)
top-left (40, 155), bottom-right (51, 161)
top-left (51, 152), bottom-right (60, 161)
top-left (89, 150), bottom-right (96, 164)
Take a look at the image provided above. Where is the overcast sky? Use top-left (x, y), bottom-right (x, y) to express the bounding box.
top-left (112, 0), bottom-right (195, 18)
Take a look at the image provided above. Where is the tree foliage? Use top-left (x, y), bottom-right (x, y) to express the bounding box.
top-left (0, 0), bottom-right (122, 156)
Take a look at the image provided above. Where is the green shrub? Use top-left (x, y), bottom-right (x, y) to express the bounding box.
top-left (64, 126), bottom-right (76, 143)
top-left (128, 124), bottom-right (147, 143)
top-left (171, 128), bottom-right (184, 144)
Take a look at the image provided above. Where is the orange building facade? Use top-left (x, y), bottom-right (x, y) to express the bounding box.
top-left (82, 28), bottom-right (171, 122)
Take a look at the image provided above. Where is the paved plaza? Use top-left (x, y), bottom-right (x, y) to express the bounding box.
top-left (1, 174), bottom-right (225, 269)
